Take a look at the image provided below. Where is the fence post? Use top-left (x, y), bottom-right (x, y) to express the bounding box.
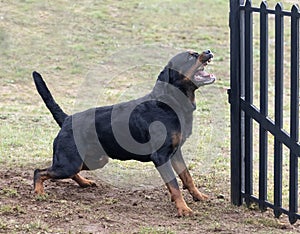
top-left (289, 4), bottom-right (299, 225)
top-left (229, 0), bottom-right (300, 224)
top-left (258, 1), bottom-right (268, 212)
top-left (274, 2), bottom-right (284, 219)
top-left (244, 0), bottom-right (253, 207)
top-left (229, 0), bottom-right (244, 206)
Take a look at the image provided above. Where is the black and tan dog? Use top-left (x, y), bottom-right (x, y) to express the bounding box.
top-left (32, 50), bottom-right (215, 216)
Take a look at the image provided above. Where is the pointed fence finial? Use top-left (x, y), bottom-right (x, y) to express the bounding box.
top-left (260, 1), bottom-right (268, 9)
top-left (291, 4), bottom-right (299, 15)
top-left (275, 2), bottom-right (283, 12)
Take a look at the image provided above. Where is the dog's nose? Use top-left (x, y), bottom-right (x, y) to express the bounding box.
top-left (204, 50), bottom-right (213, 59)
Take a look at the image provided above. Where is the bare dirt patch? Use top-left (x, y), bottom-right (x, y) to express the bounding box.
top-left (1, 0), bottom-right (300, 233)
top-left (0, 166), bottom-right (299, 233)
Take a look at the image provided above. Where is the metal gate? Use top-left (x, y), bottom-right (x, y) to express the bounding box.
top-left (229, 0), bottom-right (300, 224)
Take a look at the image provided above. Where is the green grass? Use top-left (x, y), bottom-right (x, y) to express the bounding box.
top-left (0, 0), bottom-right (230, 176)
top-left (0, 0), bottom-right (291, 191)
top-left (243, 0), bottom-right (299, 211)
top-left (0, 0), bottom-right (299, 232)
top-left (0, 188), bottom-right (19, 198)
top-left (0, 204), bottom-right (24, 215)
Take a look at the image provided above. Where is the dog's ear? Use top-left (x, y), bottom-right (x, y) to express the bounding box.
top-left (157, 67), bottom-right (170, 83)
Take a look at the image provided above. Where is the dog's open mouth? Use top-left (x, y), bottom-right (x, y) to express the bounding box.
top-left (193, 52), bottom-right (216, 86)
top-left (194, 69), bottom-right (215, 85)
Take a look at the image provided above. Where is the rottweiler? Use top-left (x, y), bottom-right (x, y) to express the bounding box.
top-left (32, 50), bottom-right (215, 217)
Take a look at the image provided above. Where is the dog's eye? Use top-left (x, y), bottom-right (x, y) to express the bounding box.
top-left (188, 52), bottom-right (199, 60)
top-left (188, 53), bottom-right (198, 61)
top-left (188, 55), bottom-right (194, 61)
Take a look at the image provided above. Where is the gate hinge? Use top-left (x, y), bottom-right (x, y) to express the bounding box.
top-left (227, 89), bottom-right (232, 104)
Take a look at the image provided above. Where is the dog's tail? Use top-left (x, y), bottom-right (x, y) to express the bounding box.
top-left (32, 71), bottom-right (68, 128)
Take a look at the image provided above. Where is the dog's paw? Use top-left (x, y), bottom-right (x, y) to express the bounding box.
top-left (80, 179), bottom-right (97, 188)
top-left (191, 190), bottom-right (209, 201)
top-left (34, 182), bottom-right (45, 195)
top-left (174, 199), bottom-right (194, 217)
top-left (177, 205), bottom-right (194, 217)
top-left (88, 180), bottom-right (97, 187)
top-left (72, 174), bottom-right (97, 188)
top-left (34, 188), bottom-right (45, 195)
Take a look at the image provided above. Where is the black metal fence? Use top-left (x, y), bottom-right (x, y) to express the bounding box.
top-left (229, 0), bottom-right (300, 224)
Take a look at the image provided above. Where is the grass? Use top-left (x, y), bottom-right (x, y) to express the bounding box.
top-left (241, 0), bottom-right (299, 211)
top-left (0, 0), bottom-right (299, 233)
top-left (0, 204), bottom-right (24, 215)
top-left (138, 227), bottom-right (175, 234)
top-left (0, 0), bottom-right (230, 180)
top-left (0, 188), bottom-right (19, 198)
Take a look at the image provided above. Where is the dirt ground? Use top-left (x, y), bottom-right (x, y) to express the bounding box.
top-left (0, 166), bottom-right (299, 234)
top-left (1, 0), bottom-right (300, 233)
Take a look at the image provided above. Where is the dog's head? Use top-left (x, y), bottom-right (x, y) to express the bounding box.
top-left (158, 50), bottom-right (215, 89)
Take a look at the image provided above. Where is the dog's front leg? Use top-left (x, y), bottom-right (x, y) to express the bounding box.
top-left (154, 159), bottom-right (193, 217)
top-left (171, 149), bottom-right (208, 201)
top-left (165, 178), bottom-right (193, 217)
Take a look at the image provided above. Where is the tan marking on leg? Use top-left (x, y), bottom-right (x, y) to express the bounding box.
top-left (178, 169), bottom-right (208, 201)
top-left (72, 174), bottom-right (96, 188)
top-left (172, 132), bottom-right (182, 148)
top-left (34, 175), bottom-right (49, 195)
top-left (166, 182), bottom-right (193, 217)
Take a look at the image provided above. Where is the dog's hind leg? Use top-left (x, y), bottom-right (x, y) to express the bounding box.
top-left (34, 162), bottom-right (83, 194)
top-left (71, 157), bottom-right (108, 188)
top-left (33, 168), bottom-right (53, 195)
top-left (72, 173), bottom-right (96, 188)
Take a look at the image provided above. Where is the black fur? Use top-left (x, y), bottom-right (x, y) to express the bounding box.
top-left (33, 50), bottom-right (215, 199)
top-left (33, 71), bottom-right (68, 127)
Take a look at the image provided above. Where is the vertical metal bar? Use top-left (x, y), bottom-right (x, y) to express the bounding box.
top-left (244, 0), bottom-right (253, 207)
top-left (259, 1), bottom-right (268, 212)
top-left (229, 0), bottom-right (244, 206)
top-left (274, 2), bottom-right (284, 218)
top-left (240, 0), bottom-right (246, 197)
top-left (289, 4), bottom-right (299, 225)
